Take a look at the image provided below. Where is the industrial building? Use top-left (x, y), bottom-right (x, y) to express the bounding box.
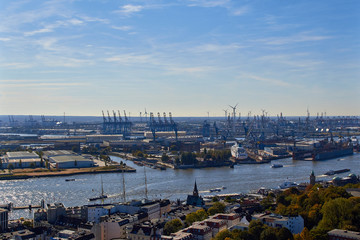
top-left (1, 151), bottom-right (42, 169)
top-left (42, 150), bottom-right (94, 169)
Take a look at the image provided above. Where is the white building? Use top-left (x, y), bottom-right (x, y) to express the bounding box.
top-left (88, 205), bottom-right (116, 223)
top-left (252, 213), bottom-right (304, 234)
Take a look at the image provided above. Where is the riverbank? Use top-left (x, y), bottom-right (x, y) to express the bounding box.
top-left (0, 165), bottom-right (136, 181)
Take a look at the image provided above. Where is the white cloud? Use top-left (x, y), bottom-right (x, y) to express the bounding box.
top-left (188, 0), bottom-right (229, 8)
top-left (259, 32), bottom-right (332, 45)
top-left (24, 28), bottom-right (53, 36)
top-left (114, 4), bottom-right (144, 15)
top-left (0, 37), bottom-right (11, 41)
top-left (111, 25), bottom-right (132, 31)
top-left (192, 43), bottom-right (243, 53)
top-left (243, 74), bottom-right (291, 87)
top-left (231, 6), bottom-right (249, 16)
top-left (104, 54), bottom-right (151, 64)
top-left (24, 18), bottom-right (84, 36)
top-left (1, 62), bottom-right (33, 69)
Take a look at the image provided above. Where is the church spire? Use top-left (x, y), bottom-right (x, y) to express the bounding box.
top-left (193, 180), bottom-right (199, 197)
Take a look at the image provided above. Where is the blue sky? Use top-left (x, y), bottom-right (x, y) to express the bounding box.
top-left (0, 0), bottom-right (359, 117)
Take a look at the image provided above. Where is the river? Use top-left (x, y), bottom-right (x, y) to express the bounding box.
top-left (1, 153), bottom-right (359, 220)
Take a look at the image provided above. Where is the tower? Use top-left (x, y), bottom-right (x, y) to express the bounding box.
top-left (310, 170), bottom-right (316, 185)
top-left (193, 181), bottom-right (199, 197)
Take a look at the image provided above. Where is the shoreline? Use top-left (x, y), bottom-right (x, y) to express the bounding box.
top-left (0, 166), bottom-right (136, 181)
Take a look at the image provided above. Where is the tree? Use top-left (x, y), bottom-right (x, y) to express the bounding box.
top-left (185, 209), bottom-right (208, 226)
top-left (163, 219), bottom-right (183, 235)
top-left (8, 163), bottom-right (14, 170)
top-left (277, 227), bottom-right (294, 240)
top-left (248, 220), bottom-right (267, 240)
top-left (260, 227), bottom-right (277, 240)
top-left (299, 227), bottom-right (313, 240)
top-left (161, 153), bottom-right (169, 162)
top-left (236, 230), bottom-right (255, 240)
top-left (74, 160), bottom-right (77, 167)
top-left (317, 197), bottom-right (352, 231)
top-left (214, 229), bottom-right (232, 240)
top-left (208, 202), bottom-right (226, 215)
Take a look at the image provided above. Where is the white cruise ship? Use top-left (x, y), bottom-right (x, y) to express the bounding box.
top-left (231, 143), bottom-right (248, 160)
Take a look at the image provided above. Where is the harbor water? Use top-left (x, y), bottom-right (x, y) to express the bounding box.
top-left (1, 153), bottom-right (359, 220)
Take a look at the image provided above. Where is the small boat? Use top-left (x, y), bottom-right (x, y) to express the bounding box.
top-left (65, 179), bottom-right (75, 181)
top-left (271, 164), bottom-right (283, 168)
top-left (89, 195), bottom-right (108, 201)
top-left (209, 188), bottom-right (221, 192)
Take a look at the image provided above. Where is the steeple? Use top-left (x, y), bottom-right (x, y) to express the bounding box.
top-left (310, 170), bottom-right (316, 185)
top-left (193, 180), bottom-right (199, 197)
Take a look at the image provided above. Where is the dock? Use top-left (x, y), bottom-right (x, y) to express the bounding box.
top-left (12, 205), bottom-right (41, 210)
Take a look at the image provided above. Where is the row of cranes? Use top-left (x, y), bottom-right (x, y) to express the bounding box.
top-left (102, 110), bottom-right (132, 135)
top-left (148, 112), bottom-right (178, 141)
top-left (101, 110), bottom-right (178, 140)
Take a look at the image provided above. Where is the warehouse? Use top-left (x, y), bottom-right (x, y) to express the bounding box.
top-left (43, 150), bottom-right (94, 169)
top-left (1, 151), bottom-right (42, 169)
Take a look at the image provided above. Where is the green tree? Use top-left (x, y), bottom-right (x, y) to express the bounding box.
top-left (208, 202), bottom-right (226, 216)
top-left (260, 227), bottom-right (277, 240)
top-left (248, 220), bottom-right (267, 240)
top-left (214, 229), bottom-right (232, 240)
top-left (185, 209), bottom-right (208, 226)
top-left (163, 219), bottom-right (183, 235)
top-left (236, 230), bottom-right (255, 240)
top-left (8, 163), bottom-right (14, 170)
top-left (317, 197), bottom-right (352, 231)
top-left (161, 153), bottom-right (169, 162)
top-left (277, 227), bottom-right (294, 240)
top-left (261, 195), bottom-right (275, 210)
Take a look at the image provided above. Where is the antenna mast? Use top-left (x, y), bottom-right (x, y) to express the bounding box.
top-left (122, 168), bottom-right (126, 202)
top-left (144, 166), bottom-right (148, 200)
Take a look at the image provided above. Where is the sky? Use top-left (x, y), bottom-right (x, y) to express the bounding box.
top-left (0, 0), bottom-right (359, 117)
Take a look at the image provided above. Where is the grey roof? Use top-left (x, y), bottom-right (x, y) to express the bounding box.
top-left (6, 151), bottom-right (39, 159)
top-left (50, 155), bottom-right (93, 163)
top-left (328, 229), bottom-right (360, 239)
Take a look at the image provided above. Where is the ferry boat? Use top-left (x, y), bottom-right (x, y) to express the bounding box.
top-left (279, 181), bottom-right (298, 189)
top-left (231, 143), bottom-right (248, 160)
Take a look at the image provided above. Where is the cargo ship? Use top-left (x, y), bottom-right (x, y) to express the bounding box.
top-left (293, 139), bottom-right (353, 161)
